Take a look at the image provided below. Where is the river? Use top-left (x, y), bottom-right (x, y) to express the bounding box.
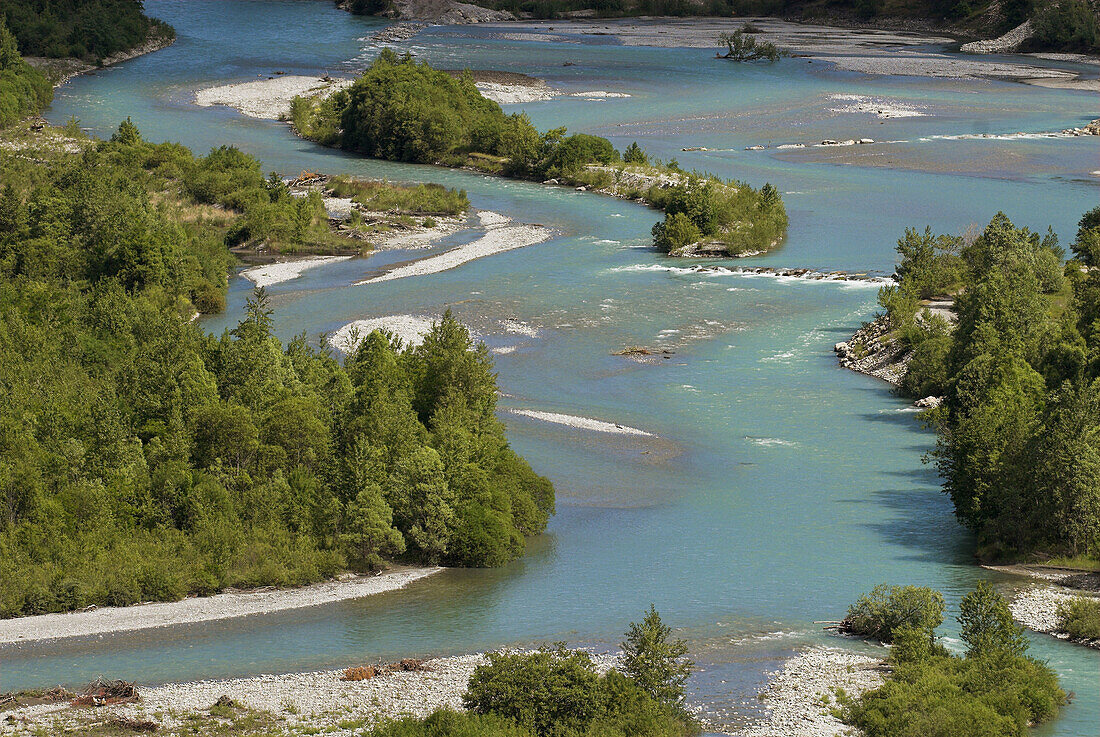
top-left (7, 1), bottom-right (1099, 733)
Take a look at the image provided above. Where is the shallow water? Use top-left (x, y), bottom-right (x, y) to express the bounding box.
top-left (6, 1), bottom-right (1098, 732)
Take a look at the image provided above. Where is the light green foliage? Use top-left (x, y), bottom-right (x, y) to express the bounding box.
top-left (841, 584), bottom-right (945, 643)
top-left (1055, 596), bottom-right (1100, 641)
top-left (327, 176), bottom-right (468, 216)
top-left (0, 126), bottom-right (555, 618)
top-left (0, 20), bottom-right (52, 127)
top-left (843, 583), bottom-right (1065, 737)
top-left (462, 628), bottom-right (698, 737)
top-left (893, 227), bottom-right (965, 299)
top-left (621, 605), bottom-right (694, 709)
top-left (651, 212), bottom-right (702, 254)
top-left (958, 582), bottom-right (1028, 658)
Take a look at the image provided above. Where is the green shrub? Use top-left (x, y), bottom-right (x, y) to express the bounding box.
top-left (1031, 0), bottom-right (1099, 53)
top-left (841, 584), bottom-right (945, 643)
top-left (652, 212), bottom-right (701, 254)
top-left (0, 19), bottom-right (52, 127)
top-left (1056, 596), bottom-right (1100, 641)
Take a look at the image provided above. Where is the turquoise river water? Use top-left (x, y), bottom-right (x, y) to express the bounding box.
top-left (4, 1), bottom-right (1098, 732)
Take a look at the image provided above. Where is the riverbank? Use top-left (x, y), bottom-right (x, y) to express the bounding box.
top-left (195, 75), bottom-right (354, 120)
top-left (26, 32), bottom-right (175, 87)
top-left (0, 650), bottom-right (620, 736)
top-left (0, 567), bottom-right (440, 646)
top-left (986, 564), bottom-right (1100, 650)
top-left (471, 18), bottom-right (1098, 85)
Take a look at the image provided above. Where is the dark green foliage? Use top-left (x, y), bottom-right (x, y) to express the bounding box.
top-left (0, 19), bottom-right (52, 127)
top-left (0, 123), bottom-right (554, 619)
top-left (886, 212), bottom-right (1100, 561)
top-left (327, 176), bottom-right (468, 216)
top-left (1, 0), bottom-right (173, 61)
top-left (1029, 0), bottom-right (1099, 53)
top-left (841, 584), bottom-right (946, 643)
top-left (843, 583), bottom-right (1065, 737)
top-left (369, 710), bottom-right (532, 737)
top-left (1056, 596), bottom-right (1100, 641)
top-left (295, 52), bottom-right (786, 256)
top-left (622, 141), bottom-right (649, 165)
top-left (621, 605), bottom-right (693, 709)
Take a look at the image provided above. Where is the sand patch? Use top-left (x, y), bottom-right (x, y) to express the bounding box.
top-left (195, 75), bottom-right (354, 120)
top-left (241, 256), bottom-right (353, 288)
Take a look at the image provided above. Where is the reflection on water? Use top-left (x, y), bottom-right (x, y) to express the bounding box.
top-left (8, 1), bottom-right (1097, 732)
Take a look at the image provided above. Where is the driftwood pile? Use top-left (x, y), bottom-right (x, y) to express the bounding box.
top-left (72, 678), bottom-right (140, 706)
top-left (109, 715), bottom-right (159, 732)
top-left (341, 658), bottom-right (432, 682)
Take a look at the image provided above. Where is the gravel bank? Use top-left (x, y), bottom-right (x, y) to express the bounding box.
top-left (330, 315), bottom-right (442, 351)
top-left (508, 409), bottom-right (654, 437)
top-left (738, 646), bottom-right (886, 737)
top-left (241, 255), bottom-right (354, 287)
top-left (0, 567), bottom-right (440, 645)
top-left (356, 212), bottom-right (551, 284)
top-left (475, 18), bottom-right (1096, 83)
top-left (195, 76), bottom-right (354, 120)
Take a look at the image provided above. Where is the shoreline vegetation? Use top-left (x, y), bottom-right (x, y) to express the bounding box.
top-left (2, 25), bottom-right (555, 620)
top-left (289, 50), bottom-right (788, 257)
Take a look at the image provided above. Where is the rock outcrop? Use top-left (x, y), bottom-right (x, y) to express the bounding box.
top-left (835, 314), bottom-right (911, 387)
top-left (961, 19), bottom-right (1034, 54)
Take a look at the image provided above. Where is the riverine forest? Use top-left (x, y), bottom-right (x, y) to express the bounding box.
top-left (0, 1), bottom-right (1098, 736)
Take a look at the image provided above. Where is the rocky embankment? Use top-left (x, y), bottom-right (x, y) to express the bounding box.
top-left (961, 20), bottom-right (1034, 54)
top-left (343, 0), bottom-right (512, 23)
top-left (834, 314), bottom-right (911, 387)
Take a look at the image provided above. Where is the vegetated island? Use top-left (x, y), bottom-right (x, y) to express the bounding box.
top-left (3, 0), bottom-right (176, 85)
top-left (290, 50), bottom-right (788, 257)
top-left (1, 24), bottom-right (555, 621)
top-left (836, 206), bottom-right (1100, 646)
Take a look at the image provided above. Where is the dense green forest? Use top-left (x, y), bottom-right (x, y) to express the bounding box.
top-left (292, 50), bottom-right (786, 255)
top-left (0, 20), bottom-right (51, 127)
top-left (1, 0), bottom-right (173, 61)
top-left (880, 209), bottom-right (1100, 563)
top-left (0, 118), bottom-right (554, 619)
top-left (840, 583), bottom-right (1065, 737)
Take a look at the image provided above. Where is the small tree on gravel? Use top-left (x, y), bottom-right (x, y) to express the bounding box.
top-left (621, 605), bottom-right (694, 709)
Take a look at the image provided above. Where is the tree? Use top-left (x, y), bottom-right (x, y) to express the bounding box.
top-left (621, 605), bottom-right (693, 709)
top-left (623, 141), bottom-right (648, 165)
top-left (342, 482), bottom-right (405, 569)
top-left (652, 212), bottom-right (701, 254)
top-left (959, 581), bottom-right (1028, 658)
top-left (718, 31), bottom-right (784, 62)
top-left (842, 584), bottom-right (945, 644)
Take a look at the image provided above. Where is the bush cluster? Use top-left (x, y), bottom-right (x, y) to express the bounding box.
top-left (328, 176), bottom-right (469, 216)
top-left (844, 582), bottom-right (1065, 737)
top-left (1056, 595), bottom-right (1100, 641)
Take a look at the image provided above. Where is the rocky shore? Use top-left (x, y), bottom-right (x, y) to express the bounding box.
top-left (738, 646), bottom-right (887, 737)
top-left (987, 565), bottom-right (1100, 649)
top-left (834, 314), bottom-right (910, 387)
top-left (27, 32), bottom-right (175, 87)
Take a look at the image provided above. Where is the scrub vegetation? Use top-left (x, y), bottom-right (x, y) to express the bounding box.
top-left (0, 112), bottom-right (554, 619)
top-left (841, 582), bottom-right (1065, 737)
top-left (376, 607), bottom-right (698, 737)
top-left (883, 208), bottom-right (1100, 563)
top-left (291, 51), bottom-right (786, 255)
